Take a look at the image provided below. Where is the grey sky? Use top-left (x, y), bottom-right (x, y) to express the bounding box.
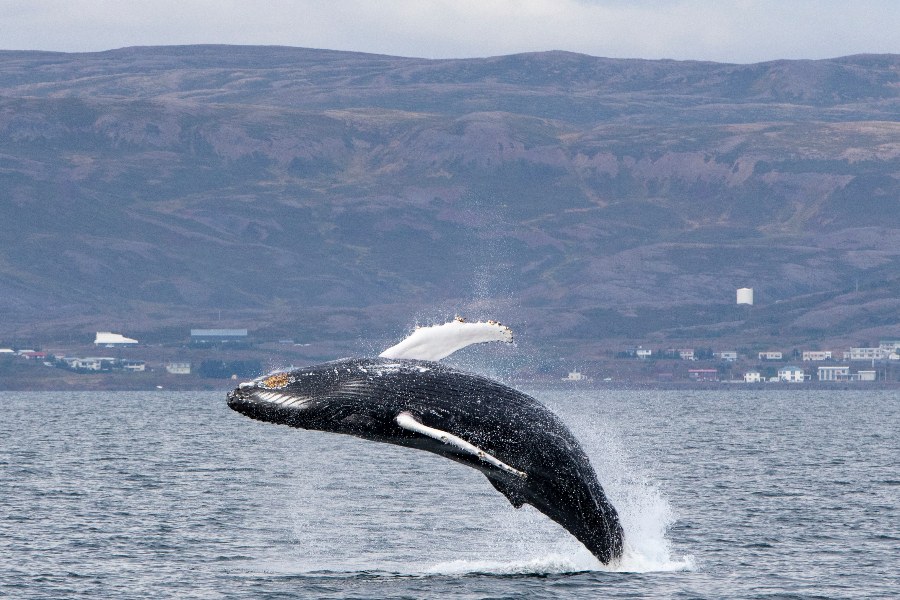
top-left (2, 0), bottom-right (898, 63)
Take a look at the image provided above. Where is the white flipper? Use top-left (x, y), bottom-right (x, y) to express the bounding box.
top-left (379, 318), bottom-right (513, 361)
top-left (396, 412), bottom-right (527, 479)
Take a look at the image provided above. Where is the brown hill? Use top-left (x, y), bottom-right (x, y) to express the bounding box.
top-left (1, 46), bottom-right (899, 357)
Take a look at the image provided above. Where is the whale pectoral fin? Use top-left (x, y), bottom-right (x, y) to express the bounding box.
top-left (379, 318), bottom-right (513, 361)
top-left (395, 412), bottom-right (527, 479)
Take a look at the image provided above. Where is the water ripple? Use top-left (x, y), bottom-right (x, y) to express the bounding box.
top-left (0, 390), bottom-right (896, 599)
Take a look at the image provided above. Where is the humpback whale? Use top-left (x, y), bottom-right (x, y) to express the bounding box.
top-left (227, 318), bottom-right (624, 564)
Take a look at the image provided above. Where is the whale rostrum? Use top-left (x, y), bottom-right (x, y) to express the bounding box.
top-left (227, 319), bottom-right (624, 564)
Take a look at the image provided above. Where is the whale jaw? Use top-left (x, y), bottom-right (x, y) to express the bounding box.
top-left (226, 386), bottom-right (313, 427)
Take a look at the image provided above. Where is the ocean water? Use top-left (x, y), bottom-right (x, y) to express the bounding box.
top-left (1, 388), bottom-right (897, 599)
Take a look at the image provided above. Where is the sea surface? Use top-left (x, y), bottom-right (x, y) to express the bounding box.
top-left (1, 388), bottom-right (897, 599)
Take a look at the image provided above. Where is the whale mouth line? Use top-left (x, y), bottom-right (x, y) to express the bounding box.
top-left (228, 388), bottom-right (312, 410)
top-left (249, 390), bottom-right (312, 408)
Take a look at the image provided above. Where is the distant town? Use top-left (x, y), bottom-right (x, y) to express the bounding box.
top-left (0, 328), bottom-right (269, 390)
top-left (593, 343), bottom-right (898, 384)
top-left (3, 322), bottom-right (900, 390)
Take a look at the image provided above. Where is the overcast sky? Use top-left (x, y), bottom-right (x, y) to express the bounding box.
top-left (2, 0), bottom-right (898, 64)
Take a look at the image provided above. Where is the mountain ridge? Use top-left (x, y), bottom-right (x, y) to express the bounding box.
top-left (1, 46), bottom-right (899, 357)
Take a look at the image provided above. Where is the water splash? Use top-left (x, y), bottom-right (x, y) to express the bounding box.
top-left (424, 553), bottom-right (589, 576)
top-left (612, 479), bottom-right (696, 573)
top-left (541, 390), bottom-right (697, 574)
top-left (276, 383), bottom-right (694, 577)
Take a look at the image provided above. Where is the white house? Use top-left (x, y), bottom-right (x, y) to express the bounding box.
top-left (562, 369), bottom-right (592, 382)
top-left (856, 370), bottom-right (877, 381)
top-left (717, 351), bottom-right (738, 362)
top-left (678, 348), bottom-right (695, 360)
top-left (688, 368), bottom-right (717, 381)
top-left (95, 332), bottom-right (138, 347)
top-left (77, 358), bottom-right (103, 371)
top-left (847, 347), bottom-right (887, 361)
top-left (818, 366), bottom-right (849, 381)
top-left (802, 351), bottom-right (832, 361)
top-left (67, 357), bottom-right (117, 371)
top-left (635, 347), bottom-right (652, 359)
top-left (744, 371), bottom-right (762, 383)
top-left (778, 365), bottom-right (805, 382)
top-left (878, 343), bottom-right (900, 360)
top-left (759, 351), bottom-right (783, 360)
top-left (166, 362), bottom-right (191, 375)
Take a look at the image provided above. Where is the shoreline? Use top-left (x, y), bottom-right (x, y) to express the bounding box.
top-left (3, 377), bottom-right (899, 393)
top-left (4, 354), bottom-right (899, 392)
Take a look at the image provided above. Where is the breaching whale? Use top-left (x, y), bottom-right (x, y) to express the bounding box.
top-left (227, 318), bottom-right (624, 564)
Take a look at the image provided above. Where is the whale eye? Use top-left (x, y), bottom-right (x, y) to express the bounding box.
top-left (262, 373), bottom-right (291, 389)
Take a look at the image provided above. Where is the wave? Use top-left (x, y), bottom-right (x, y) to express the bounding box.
top-left (425, 550), bottom-right (694, 576)
top-left (424, 553), bottom-right (590, 576)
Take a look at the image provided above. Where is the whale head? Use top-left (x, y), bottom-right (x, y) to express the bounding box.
top-left (226, 358), bottom-right (405, 431)
top-left (227, 361), bottom-right (347, 427)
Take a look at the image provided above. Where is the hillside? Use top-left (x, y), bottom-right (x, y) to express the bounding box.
top-left (1, 46), bottom-right (899, 358)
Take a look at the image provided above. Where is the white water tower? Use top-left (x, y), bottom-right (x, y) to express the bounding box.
top-left (736, 287), bottom-right (754, 305)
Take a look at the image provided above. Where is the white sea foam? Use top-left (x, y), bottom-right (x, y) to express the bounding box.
top-left (423, 526), bottom-right (696, 576)
top-left (416, 464), bottom-right (696, 577)
top-left (424, 553), bottom-right (587, 575)
top-left (610, 475), bottom-right (697, 573)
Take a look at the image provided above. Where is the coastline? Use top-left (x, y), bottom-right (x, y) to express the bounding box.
top-left (4, 349), bottom-right (899, 392)
top-left (3, 371), bottom-right (900, 393)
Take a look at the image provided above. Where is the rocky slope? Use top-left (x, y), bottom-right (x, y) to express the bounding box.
top-left (1, 46), bottom-right (898, 355)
